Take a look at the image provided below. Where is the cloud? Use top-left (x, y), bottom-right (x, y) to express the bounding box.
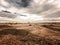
top-left (0, 0), bottom-right (60, 23)
top-left (4, 0), bottom-right (32, 8)
top-left (0, 0), bottom-right (60, 14)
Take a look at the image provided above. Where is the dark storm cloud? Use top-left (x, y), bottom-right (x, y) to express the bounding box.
top-left (5, 0), bottom-right (32, 8)
top-left (17, 0), bottom-right (31, 7)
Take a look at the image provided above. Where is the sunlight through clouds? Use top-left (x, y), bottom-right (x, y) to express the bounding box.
top-left (0, 0), bottom-right (60, 23)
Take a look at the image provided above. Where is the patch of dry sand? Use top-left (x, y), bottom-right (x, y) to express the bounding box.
top-left (0, 23), bottom-right (60, 45)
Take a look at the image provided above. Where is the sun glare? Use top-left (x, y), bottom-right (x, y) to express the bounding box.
top-left (14, 13), bottom-right (44, 23)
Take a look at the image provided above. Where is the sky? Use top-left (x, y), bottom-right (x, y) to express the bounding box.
top-left (0, 0), bottom-right (60, 23)
top-left (0, 0), bottom-right (60, 13)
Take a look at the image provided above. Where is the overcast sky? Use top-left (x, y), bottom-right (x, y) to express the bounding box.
top-left (0, 0), bottom-right (60, 23)
top-left (0, 0), bottom-right (60, 14)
